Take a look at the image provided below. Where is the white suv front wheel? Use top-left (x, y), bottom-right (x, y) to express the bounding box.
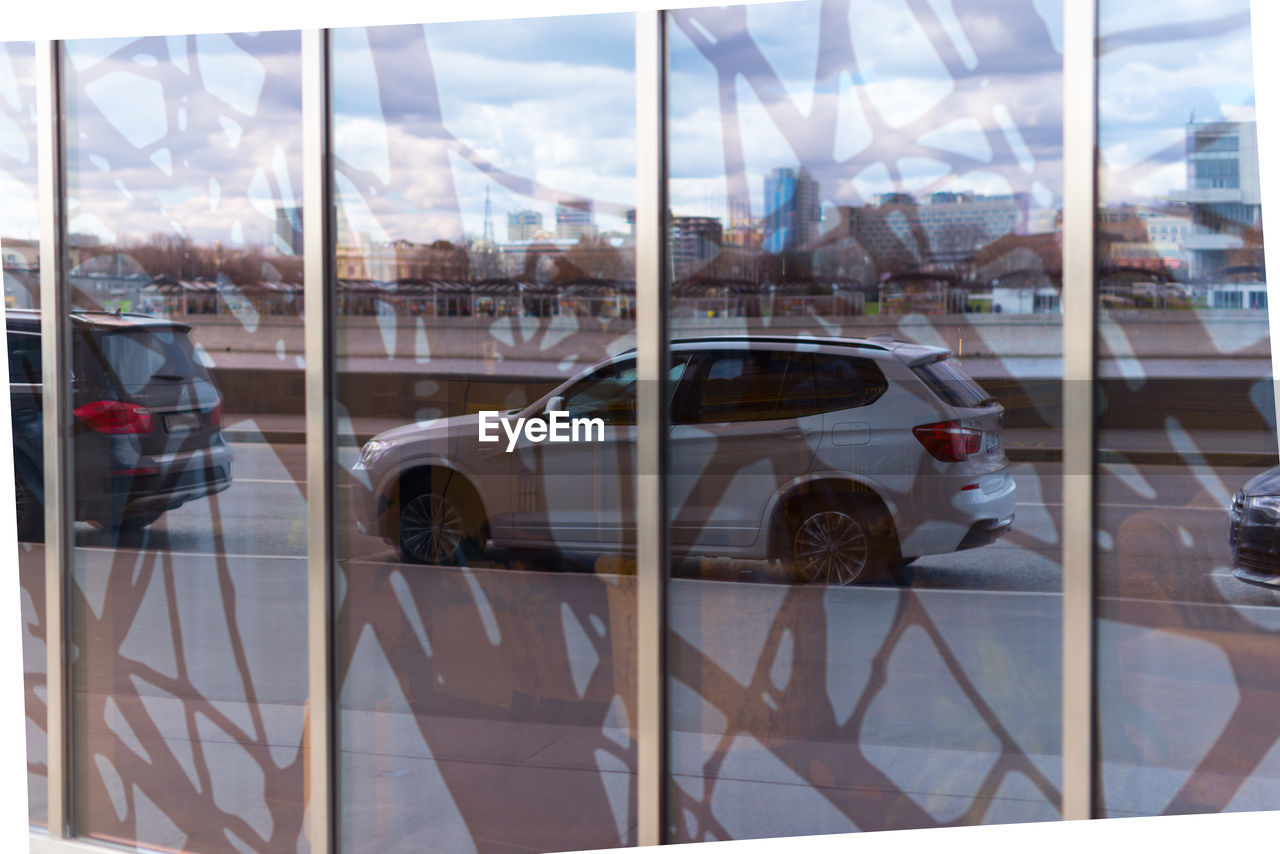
top-left (397, 490), bottom-right (481, 566)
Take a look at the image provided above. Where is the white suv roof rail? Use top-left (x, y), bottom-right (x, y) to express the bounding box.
top-left (666, 335), bottom-right (892, 351)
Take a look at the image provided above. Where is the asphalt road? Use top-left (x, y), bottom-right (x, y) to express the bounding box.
top-left (57, 440), bottom-right (1280, 607)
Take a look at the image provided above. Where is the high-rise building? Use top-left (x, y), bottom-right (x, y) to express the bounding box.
top-left (722, 196), bottom-right (761, 248)
top-left (669, 216), bottom-right (724, 281)
top-left (482, 186), bottom-right (495, 244)
top-left (1170, 120), bottom-right (1262, 280)
top-left (507, 209), bottom-right (543, 242)
top-left (555, 198), bottom-right (595, 240)
top-left (762, 167), bottom-right (820, 253)
top-left (275, 206), bottom-right (303, 255)
top-left (828, 192), bottom-right (1029, 270)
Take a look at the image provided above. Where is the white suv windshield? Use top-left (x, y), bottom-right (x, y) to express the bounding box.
top-left (560, 356), bottom-right (692, 424)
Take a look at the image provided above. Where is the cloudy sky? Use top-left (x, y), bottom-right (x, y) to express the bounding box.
top-left (0, 42), bottom-right (37, 240)
top-left (59, 31), bottom-right (302, 250)
top-left (667, 0), bottom-right (1066, 228)
top-left (1097, 1), bottom-right (1255, 203)
top-left (331, 15), bottom-right (636, 246)
top-left (0, 0), bottom-right (1261, 255)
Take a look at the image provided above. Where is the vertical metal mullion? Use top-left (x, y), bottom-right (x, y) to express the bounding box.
top-left (1251, 1), bottom-right (1280, 440)
top-left (36, 39), bottom-right (71, 841)
top-left (635, 9), bottom-right (668, 847)
top-left (302, 28), bottom-right (336, 854)
top-left (1062, 0), bottom-right (1099, 823)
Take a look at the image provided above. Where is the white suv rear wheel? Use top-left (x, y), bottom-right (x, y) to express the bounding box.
top-left (788, 495), bottom-right (892, 585)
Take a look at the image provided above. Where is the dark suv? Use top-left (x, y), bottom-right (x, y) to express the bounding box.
top-left (8, 308), bottom-right (233, 541)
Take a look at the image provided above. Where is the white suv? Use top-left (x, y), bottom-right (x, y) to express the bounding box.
top-left (351, 335), bottom-right (1016, 584)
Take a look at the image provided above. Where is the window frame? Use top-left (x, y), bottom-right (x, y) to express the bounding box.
top-left (16, 3), bottom-right (1111, 848)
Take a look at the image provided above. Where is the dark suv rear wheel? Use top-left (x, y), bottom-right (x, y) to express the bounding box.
top-left (785, 494), bottom-right (894, 585)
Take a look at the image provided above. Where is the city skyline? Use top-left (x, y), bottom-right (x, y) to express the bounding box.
top-left (0, 7), bottom-right (1258, 273)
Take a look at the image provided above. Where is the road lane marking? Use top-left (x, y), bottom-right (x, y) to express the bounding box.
top-left (210, 487), bottom-right (1219, 514)
top-left (76, 547), bottom-right (305, 560)
top-left (1039, 501), bottom-right (1224, 512)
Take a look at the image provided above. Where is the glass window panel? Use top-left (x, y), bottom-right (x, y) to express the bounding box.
top-left (61, 32), bottom-right (307, 851)
top-left (1095, 1), bottom-right (1276, 819)
top-left (0, 39), bottom-right (48, 829)
top-left (8, 331), bottom-right (42, 384)
top-left (332, 16), bottom-right (638, 852)
top-left (665, 0), bottom-right (1064, 841)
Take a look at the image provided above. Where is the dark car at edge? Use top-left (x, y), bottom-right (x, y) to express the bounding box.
top-left (8, 308), bottom-right (233, 541)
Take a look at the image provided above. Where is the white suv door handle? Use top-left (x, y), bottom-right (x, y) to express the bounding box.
top-left (774, 427), bottom-right (813, 440)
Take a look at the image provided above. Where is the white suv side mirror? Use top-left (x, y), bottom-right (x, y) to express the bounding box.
top-left (544, 395), bottom-right (565, 414)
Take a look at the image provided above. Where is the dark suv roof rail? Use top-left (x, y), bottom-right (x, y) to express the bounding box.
top-left (6, 308), bottom-right (191, 333)
top-left (73, 309), bottom-right (161, 320)
top-left (66, 310), bottom-right (190, 330)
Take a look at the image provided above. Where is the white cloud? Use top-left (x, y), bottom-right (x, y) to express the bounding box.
top-left (0, 170), bottom-right (37, 236)
top-left (195, 33), bottom-right (266, 116)
top-left (335, 116), bottom-right (392, 186)
top-left (68, 212), bottom-right (116, 243)
top-left (0, 109), bottom-right (30, 165)
top-left (848, 0), bottom-right (954, 128)
top-left (744, 0), bottom-right (822, 116)
top-left (1126, 161), bottom-right (1187, 201)
top-left (84, 70), bottom-right (169, 149)
top-left (0, 45), bottom-right (22, 111)
top-left (925, 0), bottom-right (978, 70)
top-left (918, 116), bottom-right (993, 163)
top-left (1100, 0), bottom-right (1248, 36)
top-left (64, 38), bottom-right (137, 72)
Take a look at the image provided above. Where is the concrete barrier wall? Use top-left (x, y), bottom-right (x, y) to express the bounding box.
top-left (191, 310), bottom-right (1276, 433)
top-left (185, 310), bottom-right (1272, 364)
top-left (209, 368), bottom-right (1275, 435)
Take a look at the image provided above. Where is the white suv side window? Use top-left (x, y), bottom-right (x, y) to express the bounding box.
top-left (681, 349), bottom-right (792, 424)
top-left (561, 359), bottom-right (640, 424)
top-left (775, 353), bottom-right (888, 416)
top-left (673, 350), bottom-right (889, 425)
top-left (560, 356), bottom-right (693, 425)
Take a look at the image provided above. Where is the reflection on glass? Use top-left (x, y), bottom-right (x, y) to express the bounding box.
top-left (1094, 1), bottom-right (1278, 818)
top-left (665, 0), bottom-right (1063, 841)
top-left (0, 39), bottom-right (48, 828)
top-left (333, 17), bottom-right (638, 852)
top-left (62, 33), bottom-right (307, 851)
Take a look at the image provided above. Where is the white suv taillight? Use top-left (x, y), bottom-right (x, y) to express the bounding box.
top-left (74, 400), bottom-right (155, 434)
top-left (913, 420), bottom-right (982, 462)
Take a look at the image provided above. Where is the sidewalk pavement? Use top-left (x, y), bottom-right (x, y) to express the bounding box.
top-left (221, 414), bottom-right (1280, 467)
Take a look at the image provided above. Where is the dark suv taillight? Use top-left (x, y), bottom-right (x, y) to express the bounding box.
top-left (74, 400), bottom-right (155, 434)
top-left (913, 420), bottom-right (982, 462)
top-left (209, 399), bottom-right (223, 427)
